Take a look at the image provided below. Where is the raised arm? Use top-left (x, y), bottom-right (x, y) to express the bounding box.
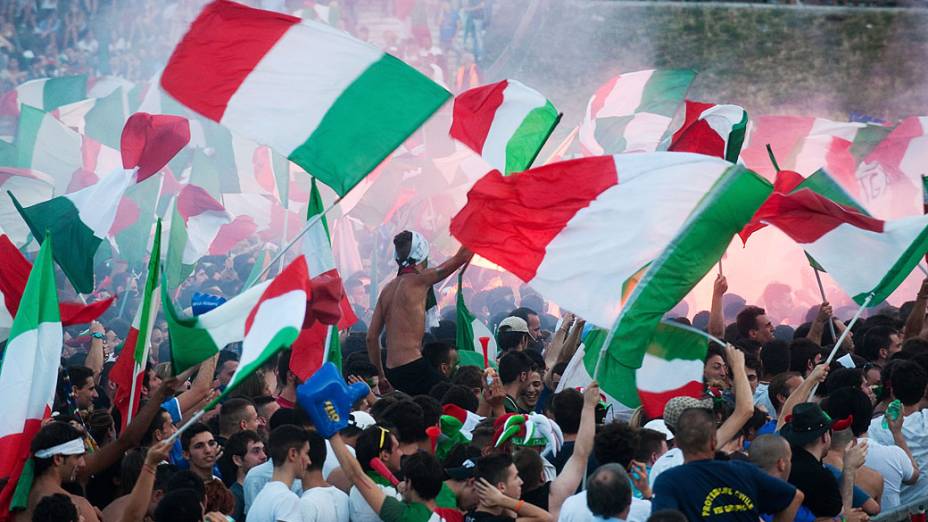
top-left (556, 318), bottom-right (585, 366)
top-left (776, 364), bottom-right (828, 431)
top-left (708, 275), bottom-right (727, 339)
top-left (543, 313), bottom-right (574, 372)
top-left (329, 433), bottom-right (386, 513)
top-left (904, 279), bottom-right (928, 340)
top-left (177, 353), bottom-right (218, 418)
top-left (842, 440), bottom-right (868, 517)
top-left (475, 478), bottom-right (552, 522)
top-left (85, 320), bottom-right (106, 382)
top-left (418, 247), bottom-right (473, 287)
top-left (806, 302), bottom-right (832, 346)
top-left (118, 441), bottom-right (172, 522)
top-left (716, 346), bottom-right (753, 447)
top-left (887, 406), bottom-right (921, 485)
top-left (548, 382), bottom-right (598, 519)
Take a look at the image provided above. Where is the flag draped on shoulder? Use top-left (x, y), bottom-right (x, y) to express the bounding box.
top-left (450, 152), bottom-right (748, 329)
top-left (754, 189), bottom-right (928, 306)
top-left (211, 255), bottom-right (312, 406)
top-left (161, 0), bottom-right (450, 196)
top-left (578, 69), bottom-right (695, 156)
top-left (10, 113), bottom-right (189, 293)
top-left (110, 220), bottom-right (162, 430)
top-left (0, 235), bottom-right (113, 342)
top-left (450, 79), bottom-right (560, 175)
top-left (668, 100), bottom-right (748, 163)
top-left (290, 178), bottom-right (357, 380)
top-left (0, 237), bottom-right (62, 515)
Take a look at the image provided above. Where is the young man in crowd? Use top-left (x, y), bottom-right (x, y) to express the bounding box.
top-left (652, 408), bottom-right (803, 521)
top-left (499, 351), bottom-right (535, 414)
top-left (585, 464), bottom-right (632, 522)
top-left (217, 397), bottom-right (263, 445)
top-left (736, 306), bottom-right (775, 344)
top-left (180, 422), bottom-right (220, 481)
top-left (243, 409), bottom-right (311, 513)
top-left (221, 429), bottom-right (267, 522)
top-left (300, 430), bottom-right (350, 522)
top-left (423, 341), bottom-right (460, 380)
top-left (247, 425), bottom-right (311, 522)
top-left (465, 453), bottom-right (552, 522)
top-left (367, 230), bottom-right (472, 396)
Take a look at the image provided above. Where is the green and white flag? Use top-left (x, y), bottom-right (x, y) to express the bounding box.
top-left (7, 75), bottom-right (87, 113)
top-left (455, 267), bottom-right (497, 368)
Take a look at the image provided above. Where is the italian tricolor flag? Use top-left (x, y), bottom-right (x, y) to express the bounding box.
top-left (10, 113), bottom-right (189, 294)
top-left (0, 168), bottom-right (53, 247)
top-left (755, 189), bottom-right (928, 306)
top-left (554, 168), bottom-right (771, 411)
top-left (578, 69), bottom-right (695, 156)
top-left (0, 236), bottom-right (62, 514)
top-left (450, 152), bottom-right (754, 329)
top-left (54, 86), bottom-right (129, 150)
top-left (109, 220), bottom-right (162, 429)
top-left (1, 75), bottom-right (87, 116)
top-left (454, 266), bottom-right (498, 368)
top-left (450, 79), bottom-right (560, 175)
top-left (161, 0), bottom-right (450, 196)
top-left (210, 255), bottom-right (312, 406)
top-left (165, 184), bottom-right (234, 290)
top-left (289, 177), bottom-right (357, 379)
top-left (668, 100), bottom-right (748, 163)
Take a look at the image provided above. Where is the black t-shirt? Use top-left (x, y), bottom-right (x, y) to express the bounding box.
top-left (652, 459), bottom-right (796, 521)
top-left (788, 445), bottom-right (843, 517)
top-left (521, 481), bottom-right (550, 511)
top-left (464, 510), bottom-right (515, 522)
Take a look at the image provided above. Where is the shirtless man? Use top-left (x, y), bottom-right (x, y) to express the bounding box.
top-left (15, 421), bottom-right (100, 522)
top-left (367, 230), bottom-right (472, 396)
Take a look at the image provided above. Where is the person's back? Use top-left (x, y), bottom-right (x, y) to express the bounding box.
top-left (247, 426), bottom-right (310, 522)
top-left (380, 274), bottom-right (429, 367)
top-left (301, 484), bottom-right (350, 522)
top-left (651, 409), bottom-right (800, 521)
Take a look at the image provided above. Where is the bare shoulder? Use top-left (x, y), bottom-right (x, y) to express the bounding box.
top-left (72, 494), bottom-right (101, 522)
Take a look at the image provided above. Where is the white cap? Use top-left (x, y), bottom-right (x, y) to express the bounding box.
top-left (643, 419), bottom-right (674, 440)
top-left (348, 411), bottom-right (376, 430)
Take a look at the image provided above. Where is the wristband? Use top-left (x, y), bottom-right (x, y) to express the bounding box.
top-left (91, 332), bottom-right (105, 340)
top-left (514, 500), bottom-right (524, 513)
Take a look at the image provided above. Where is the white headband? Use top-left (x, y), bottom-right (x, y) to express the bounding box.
top-left (396, 231), bottom-right (429, 266)
top-left (34, 438), bottom-right (85, 459)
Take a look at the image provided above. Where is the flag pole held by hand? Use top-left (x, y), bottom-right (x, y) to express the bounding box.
top-left (810, 293), bottom-right (874, 397)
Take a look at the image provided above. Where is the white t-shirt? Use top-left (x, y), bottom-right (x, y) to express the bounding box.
top-left (247, 481), bottom-right (302, 522)
top-left (868, 412), bottom-right (928, 504)
top-left (862, 438), bottom-right (915, 509)
top-left (243, 461), bottom-right (303, 514)
top-left (558, 491), bottom-right (650, 522)
top-left (300, 485), bottom-right (350, 522)
top-left (322, 440), bottom-right (355, 480)
top-left (350, 481), bottom-right (401, 522)
top-left (648, 447), bottom-right (684, 489)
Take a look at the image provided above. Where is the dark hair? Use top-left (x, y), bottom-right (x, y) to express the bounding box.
top-left (760, 340), bottom-right (790, 377)
top-left (790, 339), bottom-right (825, 375)
top-left (379, 400), bottom-right (426, 443)
top-left (219, 430), bottom-right (262, 487)
top-left (768, 372), bottom-right (801, 412)
top-left (401, 450), bottom-right (444, 500)
top-left (593, 422), bottom-right (639, 468)
top-left (276, 349), bottom-right (293, 387)
top-left (736, 306), bottom-right (766, 339)
top-left (356, 425), bottom-right (396, 473)
top-left (180, 422), bottom-right (213, 452)
top-left (451, 365), bottom-right (483, 390)
top-left (428, 381), bottom-right (453, 402)
top-left (551, 389), bottom-right (583, 435)
top-left (165, 470), bottom-right (206, 499)
top-left (675, 408), bottom-right (716, 453)
top-left (394, 231), bottom-right (413, 263)
top-left (861, 326), bottom-right (898, 362)
top-left (498, 351), bottom-right (534, 385)
top-left (307, 430), bottom-right (327, 472)
top-left (31, 422), bottom-right (83, 477)
top-left (267, 425), bottom-right (310, 467)
top-left (743, 352), bottom-right (762, 375)
top-left (219, 398), bottom-right (255, 436)
top-left (821, 388), bottom-right (873, 437)
top-left (647, 510), bottom-right (688, 522)
top-left (636, 428), bottom-right (668, 462)
top-left (66, 366), bottom-right (94, 389)
top-left (268, 407), bottom-right (310, 431)
top-left (441, 384), bottom-right (479, 413)
top-left (586, 463), bottom-right (632, 518)
top-left (512, 448), bottom-right (545, 491)
top-left (153, 489), bottom-right (203, 522)
top-left (413, 395), bottom-right (442, 428)
top-left (509, 307), bottom-right (538, 323)
top-left (903, 337), bottom-right (928, 356)
top-left (119, 448), bottom-right (145, 495)
top-left (142, 408), bottom-right (172, 447)
top-left (344, 358), bottom-right (378, 381)
top-left (823, 368), bottom-right (863, 396)
top-left (474, 453), bottom-right (514, 486)
top-left (422, 342), bottom-right (455, 371)
top-left (33, 493), bottom-right (78, 522)
top-left (890, 360), bottom-right (928, 406)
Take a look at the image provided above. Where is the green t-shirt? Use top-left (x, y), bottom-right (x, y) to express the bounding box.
top-left (379, 496), bottom-right (436, 522)
top-left (436, 482), bottom-right (458, 509)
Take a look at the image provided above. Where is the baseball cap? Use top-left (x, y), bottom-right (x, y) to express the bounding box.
top-left (498, 316), bottom-right (530, 334)
top-left (662, 396), bottom-right (714, 431)
top-left (643, 419), bottom-right (674, 441)
top-left (348, 411), bottom-right (376, 430)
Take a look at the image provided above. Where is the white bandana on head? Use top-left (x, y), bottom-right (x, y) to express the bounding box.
top-left (34, 437), bottom-right (85, 459)
top-left (395, 230), bottom-right (430, 267)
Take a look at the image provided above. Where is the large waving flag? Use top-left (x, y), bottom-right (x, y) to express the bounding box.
top-left (1, 75), bottom-right (87, 115)
top-left (450, 80), bottom-right (560, 175)
top-left (109, 220), bottom-right (162, 430)
top-left (668, 101), bottom-right (748, 163)
top-left (54, 87), bottom-right (129, 150)
top-left (165, 184), bottom-right (234, 290)
top-left (289, 178), bottom-right (357, 379)
top-left (755, 189), bottom-right (928, 306)
top-left (0, 168), bottom-right (53, 247)
top-left (558, 168), bottom-right (771, 411)
top-left (450, 152), bottom-right (751, 328)
top-left (577, 69), bottom-right (695, 156)
top-left (161, 0), bottom-right (450, 196)
top-left (855, 116), bottom-right (928, 218)
top-left (209, 255), bottom-right (312, 407)
top-left (10, 113), bottom-right (189, 293)
top-left (0, 237), bottom-right (62, 515)
top-left (0, 235), bottom-right (113, 342)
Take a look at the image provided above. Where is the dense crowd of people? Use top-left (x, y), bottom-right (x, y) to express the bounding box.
top-left (19, 228), bottom-right (928, 522)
